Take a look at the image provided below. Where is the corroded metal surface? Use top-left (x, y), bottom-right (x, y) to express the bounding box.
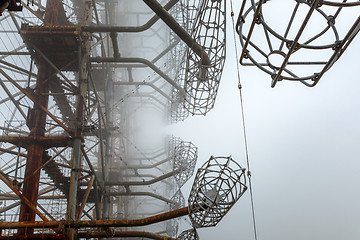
top-left (0, 206), bottom-right (189, 229)
top-left (77, 230), bottom-right (176, 240)
top-left (0, 0), bottom-right (241, 239)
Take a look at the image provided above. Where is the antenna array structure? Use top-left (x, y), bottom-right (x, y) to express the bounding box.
top-left (0, 0), bottom-right (247, 239)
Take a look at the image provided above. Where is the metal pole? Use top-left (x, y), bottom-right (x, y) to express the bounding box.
top-left (17, 57), bottom-right (53, 235)
top-left (77, 230), bottom-right (177, 239)
top-left (0, 206), bottom-right (189, 229)
top-left (90, 57), bottom-right (183, 95)
top-left (105, 170), bottom-right (177, 186)
top-left (142, 0), bottom-right (210, 66)
top-left (67, 1), bottom-right (92, 239)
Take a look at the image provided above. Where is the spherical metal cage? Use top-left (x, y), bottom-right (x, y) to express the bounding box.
top-left (177, 228), bottom-right (200, 240)
top-left (188, 156), bottom-right (247, 228)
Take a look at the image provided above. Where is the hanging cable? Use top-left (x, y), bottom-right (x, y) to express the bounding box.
top-left (229, 1), bottom-right (258, 240)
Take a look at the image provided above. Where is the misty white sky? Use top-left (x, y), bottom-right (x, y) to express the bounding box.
top-left (171, 2), bottom-right (360, 240)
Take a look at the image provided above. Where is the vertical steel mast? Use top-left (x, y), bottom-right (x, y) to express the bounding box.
top-left (19, 0), bottom-right (69, 235)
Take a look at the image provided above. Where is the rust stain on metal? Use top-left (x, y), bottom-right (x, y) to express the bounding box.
top-left (77, 230), bottom-right (176, 239)
top-left (18, 61), bottom-right (52, 235)
top-left (0, 206), bottom-right (189, 229)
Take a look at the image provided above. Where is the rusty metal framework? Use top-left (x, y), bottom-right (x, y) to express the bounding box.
top-left (0, 154), bottom-right (247, 239)
top-left (0, 0), bottom-right (356, 238)
top-left (0, 0), bottom-right (240, 239)
top-left (237, 0), bottom-right (360, 87)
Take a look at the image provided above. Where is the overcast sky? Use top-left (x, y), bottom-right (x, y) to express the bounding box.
top-left (171, 2), bottom-right (360, 240)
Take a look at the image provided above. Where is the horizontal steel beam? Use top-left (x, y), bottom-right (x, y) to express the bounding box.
top-left (77, 231), bottom-right (176, 239)
top-left (0, 135), bottom-right (70, 148)
top-left (19, 0), bottom-right (179, 33)
top-left (0, 206), bottom-right (189, 229)
top-left (142, 0), bottom-right (210, 66)
top-left (84, 0), bottom-right (179, 33)
top-left (0, 52), bottom-right (30, 55)
top-left (0, 194), bottom-right (65, 200)
top-left (119, 157), bottom-right (172, 169)
top-left (115, 81), bottom-right (171, 100)
top-left (105, 170), bottom-right (177, 186)
top-left (109, 191), bottom-right (179, 206)
top-left (0, 234), bottom-right (65, 240)
top-left (90, 57), bottom-right (183, 94)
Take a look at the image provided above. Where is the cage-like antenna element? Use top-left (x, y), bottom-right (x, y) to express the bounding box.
top-left (170, 0), bottom-right (200, 122)
top-left (169, 136), bottom-right (182, 158)
top-left (188, 156), bottom-right (247, 228)
top-left (237, 0), bottom-right (360, 87)
top-left (173, 140), bottom-right (198, 187)
top-left (177, 228), bottom-right (200, 240)
top-left (170, 86), bottom-right (190, 122)
top-left (185, 0), bottom-right (226, 115)
top-left (167, 189), bottom-right (186, 237)
top-left (171, 189), bottom-right (186, 209)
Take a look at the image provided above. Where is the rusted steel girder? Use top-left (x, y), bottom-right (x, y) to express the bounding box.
top-left (0, 0), bottom-right (22, 15)
top-left (0, 136), bottom-right (70, 149)
top-left (0, 147), bottom-right (26, 157)
top-left (0, 0), bottom-right (9, 15)
top-left (0, 194), bottom-right (65, 200)
top-left (0, 206), bottom-right (189, 229)
top-left (0, 68), bottom-right (69, 132)
top-left (77, 231), bottom-right (176, 239)
top-left (18, 60), bottom-right (53, 234)
top-left (142, 0), bottom-right (210, 66)
top-left (0, 233), bottom-right (66, 240)
top-left (18, 0), bottom-right (66, 235)
top-left (76, 176), bottom-right (94, 221)
top-left (0, 231), bottom-right (175, 240)
top-left (19, 0), bottom-right (179, 33)
top-left (44, 0), bottom-right (70, 26)
top-left (21, 0), bottom-right (210, 69)
top-left (0, 169), bottom-right (50, 223)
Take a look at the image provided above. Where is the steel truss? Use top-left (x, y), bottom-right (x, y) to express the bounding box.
top-left (0, 0), bottom-right (242, 239)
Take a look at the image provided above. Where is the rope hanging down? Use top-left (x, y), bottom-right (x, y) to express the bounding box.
top-left (229, 0), bottom-right (258, 240)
